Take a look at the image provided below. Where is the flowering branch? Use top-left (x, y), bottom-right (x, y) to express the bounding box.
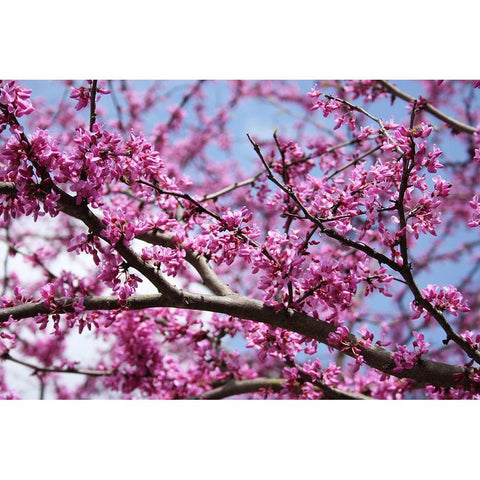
top-left (395, 103), bottom-right (417, 269)
top-left (136, 179), bottom-right (278, 264)
top-left (2, 80), bottom-right (480, 399)
top-left (2, 352), bottom-right (111, 377)
top-left (246, 133), bottom-right (402, 273)
top-left (0, 126), bottom-right (183, 300)
top-left (200, 137), bottom-right (373, 203)
top-left (137, 230), bottom-right (233, 296)
top-left (289, 361), bottom-right (372, 400)
top-left (0, 291), bottom-right (475, 391)
top-left (247, 131), bottom-right (480, 366)
top-left (378, 80), bottom-right (478, 135)
top-left (195, 376), bottom-right (369, 400)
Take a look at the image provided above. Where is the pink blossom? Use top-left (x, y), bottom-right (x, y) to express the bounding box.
top-left (392, 332), bottom-right (430, 373)
top-left (0, 81), bottom-right (34, 117)
top-left (70, 80), bottom-right (110, 111)
top-left (327, 326), bottom-right (351, 351)
top-left (411, 284), bottom-right (470, 320)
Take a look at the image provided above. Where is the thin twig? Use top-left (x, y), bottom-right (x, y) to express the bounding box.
top-left (326, 145), bottom-right (381, 181)
top-left (200, 173), bottom-right (265, 202)
top-left (108, 80), bottom-right (124, 131)
top-left (3, 352), bottom-right (112, 377)
top-left (166, 80), bottom-right (205, 130)
top-left (324, 94), bottom-right (404, 154)
top-left (51, 85), bottom-right (70, 124)
top-left (200, 137), bottom-right (376, 203)
top-left (89, 80), bottom-right (98, 132)
top-left (1, 226), bottom-right (10, 296)
top-left (39, 378), bottom-right (45, 400)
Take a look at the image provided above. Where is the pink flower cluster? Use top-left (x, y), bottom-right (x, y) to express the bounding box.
top-left (392, 332), bottom-right (430, 373)
top-left (0, 80), bottom-right (34, 119)
top-left (411, 284), bottom-right (470, 320)
top-left (468, 194), bottom-right (480, 227)
top-left (245, 322), bottom-right (306, 360)
top-left (69, 80), bottom-right (110, 111)
top-left (141, 245), bottom-right (186, 277)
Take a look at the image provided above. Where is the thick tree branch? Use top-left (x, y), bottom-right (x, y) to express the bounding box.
top-left (0, 291), bottom-right (475, 391)
top-left (395, 103), bottom-right (417, 270)
top-left (54, 189), bottom-right (183, 299)
top-left (2, 177), bottom-right (231, 298)
top-left (290, 360), bottom-right (372, 399)
top-left (195, 378), bottom-right (284, 399)
top-left (196, 376), bottom-right (370, 400)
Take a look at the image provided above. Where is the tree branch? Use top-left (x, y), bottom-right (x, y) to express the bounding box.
top-left (1, 180), bottom-right (183, 300)
top-left (137, 179), bottom-right (277, 264)
top-left (0, 106), bottom-right (185, 301)
top-left (200, 137), bottom-right (375, 203)
top-left (166, 80), bottom-right (205, 130)
top-left (378, 80), bottom-right (478, 135)
top-left (108, 80), bottom-right (124, 132)
top-left (0, 291), bottom-right (475, 391)
top-left (2, 352), bottom-right (111, 377)
top-left (246, 133), bottom-right (403, 274)
top-left (247, 133), bottom-right (480, 366)
top-left (324, 94), bottom-right (404, 155)
top-left (195, 376), bottom-right (370, 400)
top-left (137, 230), bottom-right (233, 296)
top-left (195, 378), bottom-right (284, 399)
top-left (89, 80), bottom-right (98, 132)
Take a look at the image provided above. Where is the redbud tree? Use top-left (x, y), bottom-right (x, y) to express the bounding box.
top-left (1, 79), bottom-right (480, 399)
